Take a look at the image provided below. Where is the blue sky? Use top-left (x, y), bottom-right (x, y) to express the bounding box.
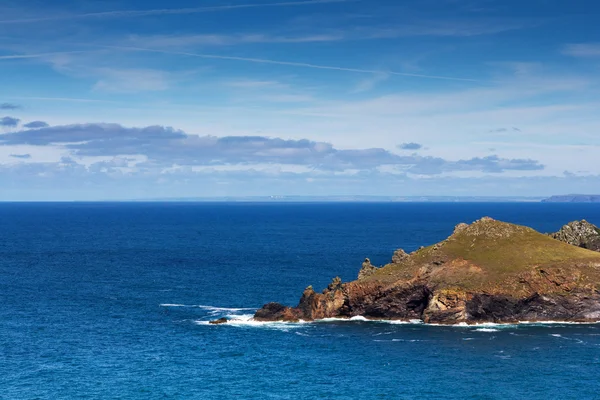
top-left (1, 0), bottom-right (599, 200)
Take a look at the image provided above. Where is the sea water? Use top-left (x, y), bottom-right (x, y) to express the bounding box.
top-left (1, 202), bottom-right (600, 399)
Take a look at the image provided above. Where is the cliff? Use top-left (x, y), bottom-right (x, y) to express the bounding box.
top-left (253, 217), bottom-right (600, 325)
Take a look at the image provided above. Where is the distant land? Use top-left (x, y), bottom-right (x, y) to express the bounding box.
top-left (542, 195), bottom-right (600, 203)
top-left (133, 196), bottom-right (546, 203)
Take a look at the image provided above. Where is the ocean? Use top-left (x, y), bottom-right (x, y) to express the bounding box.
top-left (1, 202), bottom-right (600, 399)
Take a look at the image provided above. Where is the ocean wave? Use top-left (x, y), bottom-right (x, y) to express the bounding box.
top-left (160, 304), bottom-right (257, 312)
top-left (519, 320), bottom-right (600, 325)
top-left (388, 319), bottom-right (425, 325)
top-left (475, 328), bottom-right (499, 332)
top-left (549, 333), bottom-right (585, 343)
top-left (313, 317), bottom-right (424, 325)
top-left (316, 316), bottom-right (372, 323)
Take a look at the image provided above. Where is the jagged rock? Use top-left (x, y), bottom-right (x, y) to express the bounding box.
top-left (255, 217), bottom-right (600, 324)
top-left (209, 317), bottom-right (229, 325)
top-left (551, 220), bottom-right (600, 252)
top-left (327, 277), bottom-right (342, 291)
top-left (392, 249), bottom-right (409, 263)
top-left (357, 258), bottom-right (378, 280)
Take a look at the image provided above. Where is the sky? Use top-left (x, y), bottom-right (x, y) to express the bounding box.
top-left (1, 0), bottom-right (599, 200)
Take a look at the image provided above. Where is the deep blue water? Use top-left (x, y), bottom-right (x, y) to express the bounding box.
top-left (1, 202), bottom-right (600, 399)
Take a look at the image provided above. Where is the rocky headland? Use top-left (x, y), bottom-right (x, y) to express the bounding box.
top-left (251, 218), bottom-right (600, 325)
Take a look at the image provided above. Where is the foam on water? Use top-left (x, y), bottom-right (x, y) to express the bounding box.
top-left (388, 319), bottom-right (425, 325)
top-left (519, 320), bottom-right (600, 326)
top-left (184, 305), bottom-right (600, 329)
top-left (316, 316), bottom-right (371, 323)
top-left (195, 314), bottom-right (308, 330)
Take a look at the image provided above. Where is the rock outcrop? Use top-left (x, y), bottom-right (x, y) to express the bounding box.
top-left (254, 217), bottom-right (600, 325)
top-left (551, 220), bottom-right (600, 252)
top-left (358, 258), bottom-right (378, 280)
top-left (391, 249), bottom-right (409, 264)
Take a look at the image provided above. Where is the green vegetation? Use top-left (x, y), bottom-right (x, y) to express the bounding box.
top-left (443, 220), bottom-right (600, 273)
top-left (367, 218), bottom-right (600, 292)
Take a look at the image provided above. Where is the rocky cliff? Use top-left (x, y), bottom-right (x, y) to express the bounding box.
top-left (254, 217), bottom-right (600, 325)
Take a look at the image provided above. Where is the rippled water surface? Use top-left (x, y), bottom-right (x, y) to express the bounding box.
top-left (1, 202), bottom-right (600, 399)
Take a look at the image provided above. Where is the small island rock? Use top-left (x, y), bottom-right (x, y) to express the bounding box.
top-left (209, 317), bottom-right (229, 325)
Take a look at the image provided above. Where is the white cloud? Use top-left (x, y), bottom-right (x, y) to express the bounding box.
top-left (126, 33), bottom-right (345, 48)
top-left (224, 80), bottom-right (288, 89)
top-left (562, 43), bottom-right (600, 57)
top-left (352, 72), bottom-right (390, 93)
top-left (0, 123), bottom-right (543, 175)
top-left (92, 68), bottom-right (172, 93)
top-left (0, 0), bottom-right (353, 24)
top-left (105, 45), bottom-right (482, 82)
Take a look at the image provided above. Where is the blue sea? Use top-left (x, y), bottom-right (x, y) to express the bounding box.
top-left (2, 202), bottom-right (600, 399)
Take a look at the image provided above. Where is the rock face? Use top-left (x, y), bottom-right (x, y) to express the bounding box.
top-left (255, 217), bottom-right (600, 324)
top-left (551, 220), bottom-right (600, 252)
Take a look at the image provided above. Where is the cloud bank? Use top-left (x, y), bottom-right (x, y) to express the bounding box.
top-left (0, 123), bottom-right (544, 175)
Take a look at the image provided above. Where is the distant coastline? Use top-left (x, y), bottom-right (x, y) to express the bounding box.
top-left (4, 195), bottom-right (600, 203)
top-left (542, 195), bottom-right (600, 203)
top-left (128, 195), bottom-right (546, 203)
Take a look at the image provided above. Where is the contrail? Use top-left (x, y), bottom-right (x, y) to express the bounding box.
top-left (103, 45), bottom-right (482, 83)
top-left (0, 50), bottom-right (90, 60)
top-left (0, 0), bottom-right (354, 24)
top-left (9, 96), bottom-right (116, 103)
